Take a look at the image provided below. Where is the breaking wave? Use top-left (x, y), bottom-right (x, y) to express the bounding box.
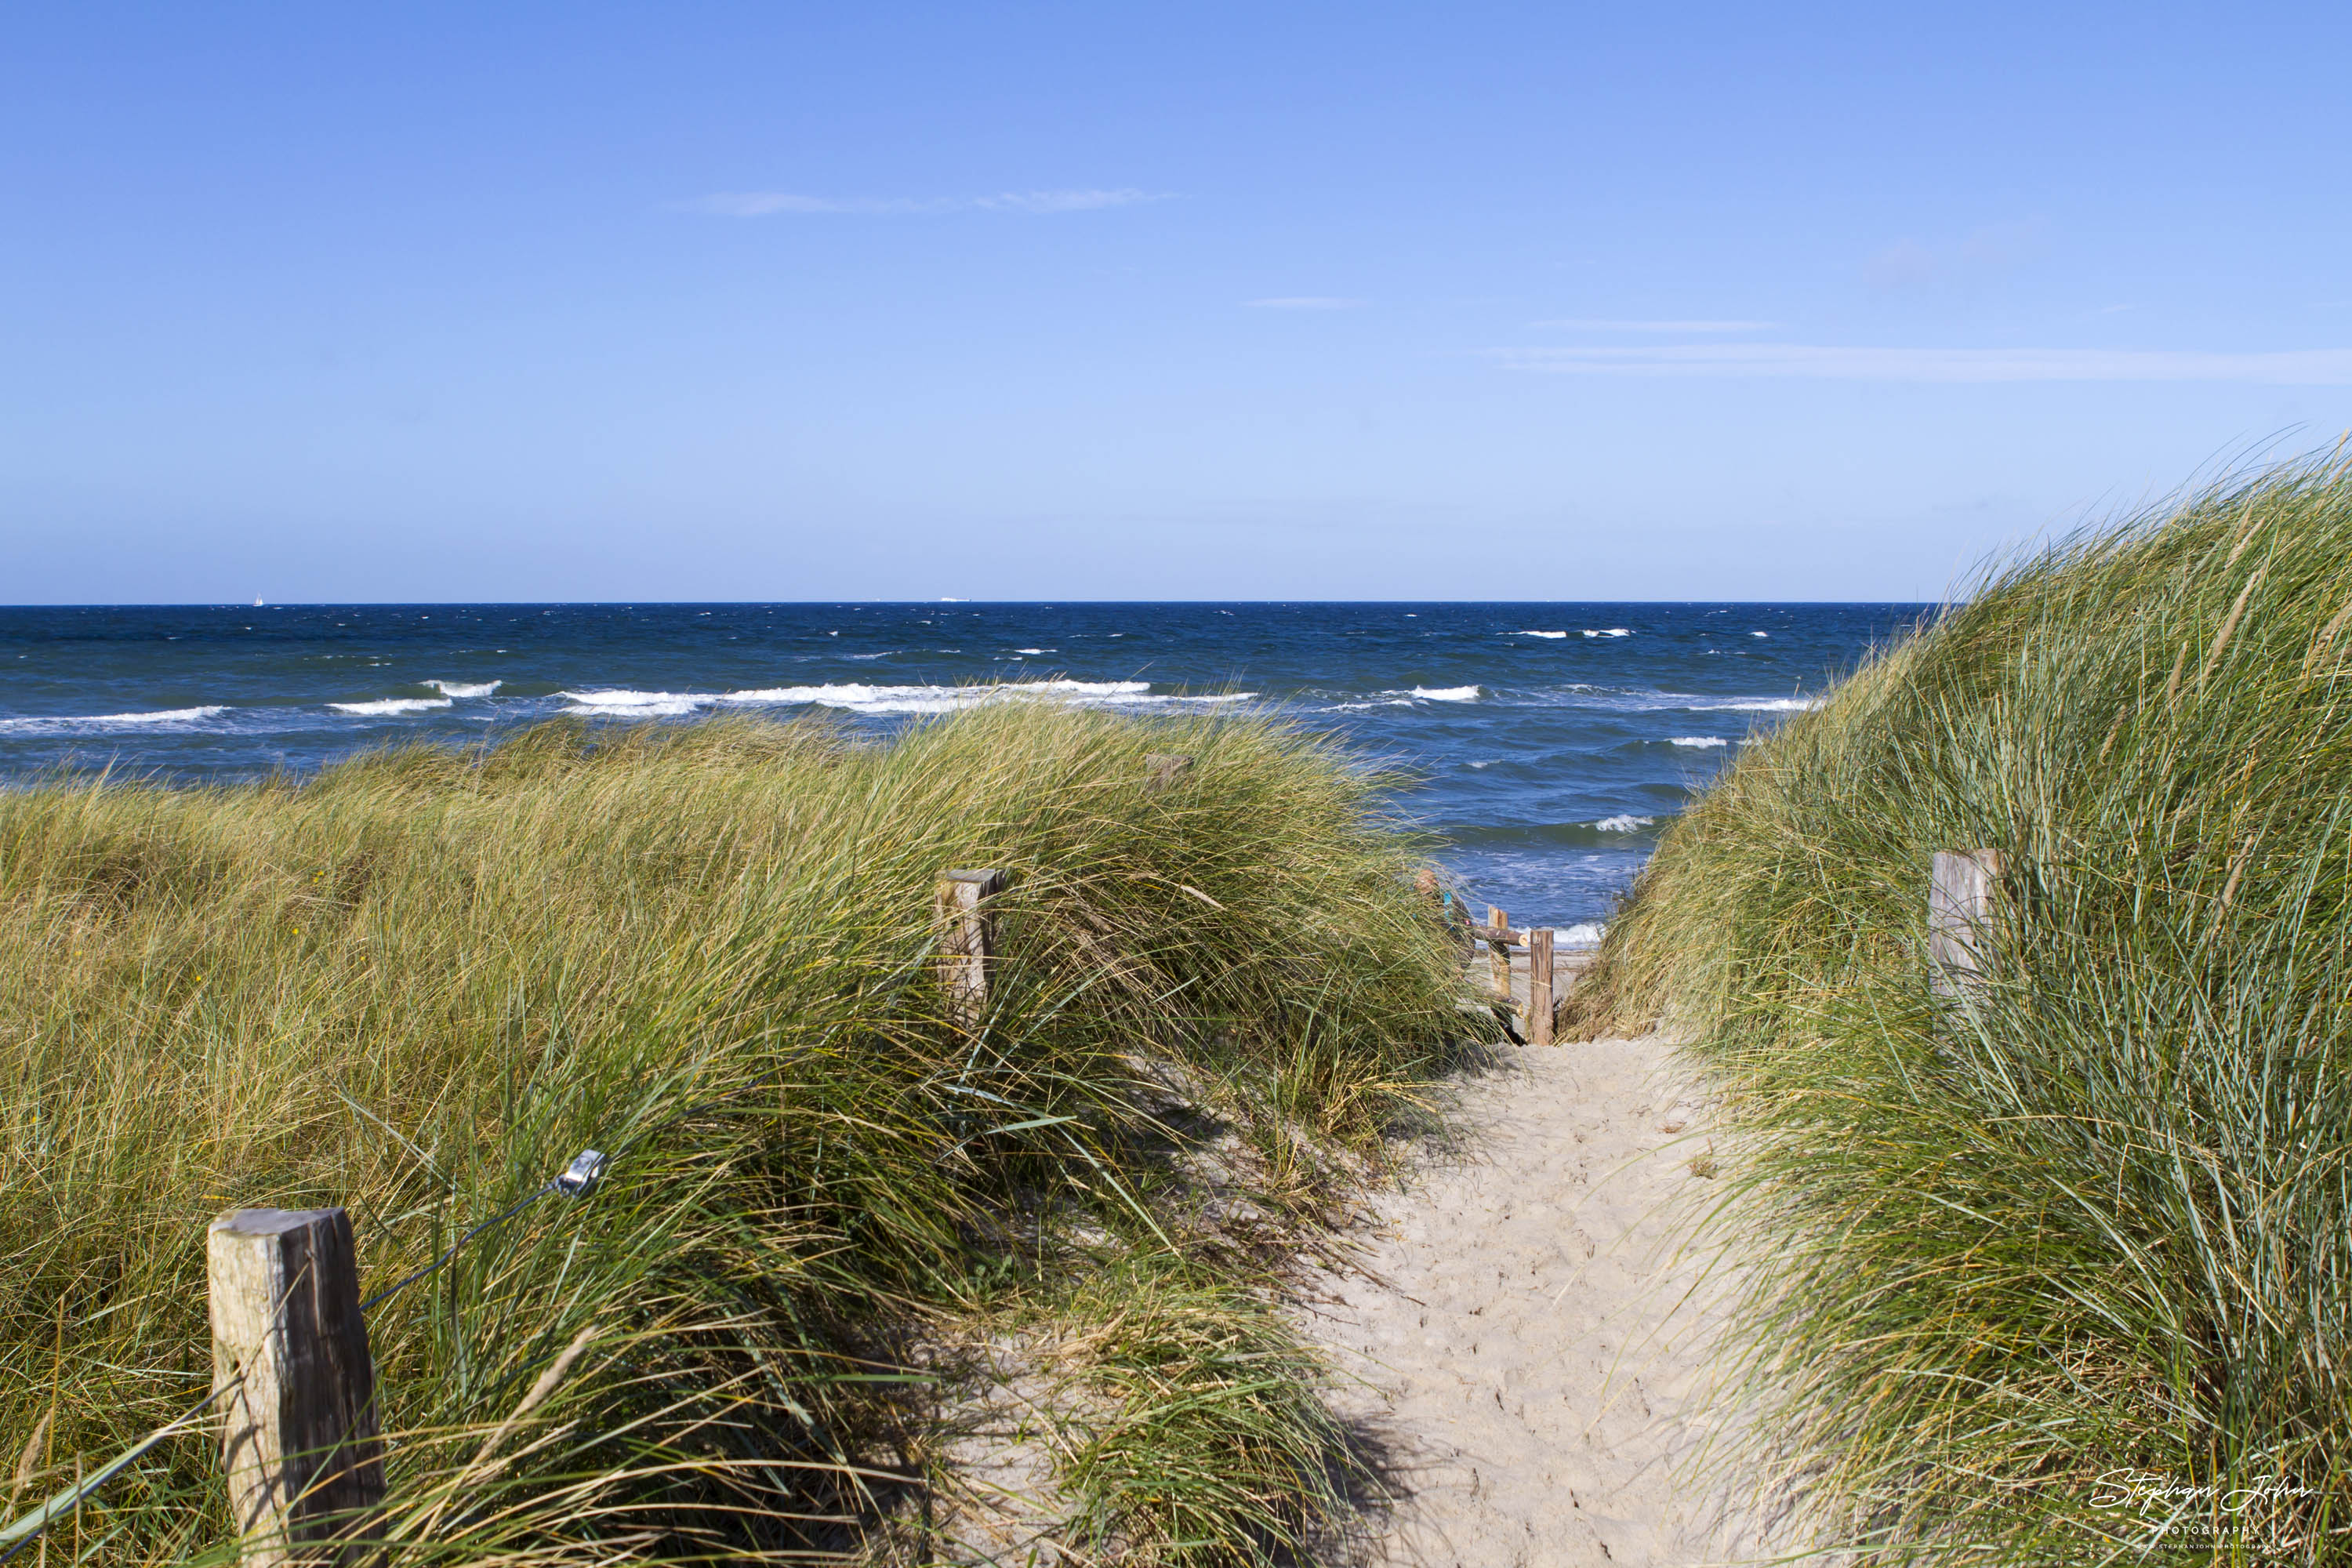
top-left (330, 697), bottom-right (456, 717)
top-left (0, 705), bottom-right (229, 731)
top-left (557, 681), bottom-right (1249, 719)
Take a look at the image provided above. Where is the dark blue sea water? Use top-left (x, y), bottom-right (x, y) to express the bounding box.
top-left (0, 603), bottom-right (1922, 934)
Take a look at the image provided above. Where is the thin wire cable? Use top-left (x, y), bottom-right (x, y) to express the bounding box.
top-left (0, 1376), bottom-right (241, 1567)
top-left (0, 1145), bottom-right (593, 1563)
top-left (354, 1087), bottom-right (750, 1315)
top-left (358, 1178), bottom-right (560, 1315)
top-left (0, 1062), bottom-right (811, 1563)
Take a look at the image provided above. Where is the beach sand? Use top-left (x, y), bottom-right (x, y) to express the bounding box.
top-left (926, 953), bottom-right (1807, 1566)
top-left (1295, 1026), bottom-right (1799, 1567)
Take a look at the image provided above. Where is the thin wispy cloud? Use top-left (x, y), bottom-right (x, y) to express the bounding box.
top-left (1862, 220), bottom-right (2046, 289)
top-left (687, 187), bottom-right (1166, 217)
top-left (1530, 318), bottom-right (1775, 332)
top-left (1490, 343), bottom-right (2352, 384)
top-left (1247, 296), bottom-right (1365, 310)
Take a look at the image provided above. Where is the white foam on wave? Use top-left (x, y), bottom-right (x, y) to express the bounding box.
top-left (1593, 814), bottom-right (1656, 832)
top-left (723, 684), bottom-right (957, 715)
top-left (1534, 688), bottom-right (1820, 716)
top-left (1751, 630), bottom-right (1769, 637)
top-left (559, 690), bottom-right (708, 717)
top-left (1515, 630), bottom-right (1569, 639)
top-left (330, 697), bottom-right (455, 716)
top-left (1559, 922), bottom-right (1606, 947)
top-left (722, 679), bottom-right (1158, 715)
top-left (550, 680), bottom-right (1253, 721)
top-left (1583, 628), bottom-right (1632, 637)
top-left (1411, 685), bottom-right (1481, 702)
top-left (424, 680), bottom-right (502, 698)
top-left (0, 705), bottom-right (229, 731)
top-left (1671, 736), bottom-right (1728, 748)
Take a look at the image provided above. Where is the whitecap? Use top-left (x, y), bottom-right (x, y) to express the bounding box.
top-left (1515, 630), bottom-right (1569, 639)
top-left (1559, 922), bottom-right (1606, 947)
top-left (1593, 814), bottom-right (1656, 832)
top-left (1691, 697), bottom-right (1819, 713)
top-left (1751, 631), bottom-right (1769, 637)
top-left (1671, 736), bottom-right (1729, 748)
top-left (1411, 685), bottom-right (1481, 702)
top-left (1582, 628), bottom-right (1632, 638)
top-left (330, 697), bottom-right (455, 717)
top-left (544, 680), bottom-right (1243, 720)
top-left (715, 680), bottom-right (1229, 717)
top-left (423, 680), bottom-right (502, 698)
top-left (558, 690), bottom-right (710, 717)
top-left (0, 705), bottom-right (229, 731)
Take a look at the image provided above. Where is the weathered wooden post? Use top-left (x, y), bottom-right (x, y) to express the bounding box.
top-left (935, 869), bottom-right (1007, 1029)
top-left (1143, 754), bottom-right (1194, 795)
top-left (208, 1207), bottom-right (383, 1566)
top-left (1929, 848), bottom-right (2002, 1000)
top-left (1527, 927), bottom-right (1555, 1047)
top-left (1486, 906), bottom-right (1513, 1005)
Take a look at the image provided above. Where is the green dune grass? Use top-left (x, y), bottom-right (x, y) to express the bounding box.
top-left (0, 703), bottom-right (1479, 1564)
top-left (1574, 454), bottom-right (2352, 1563)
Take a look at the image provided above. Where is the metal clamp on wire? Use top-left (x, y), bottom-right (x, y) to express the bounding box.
top-left (556, 1149), bottom-right (608, 1197)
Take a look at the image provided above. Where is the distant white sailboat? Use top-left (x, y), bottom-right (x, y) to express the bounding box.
top-left (252, 597), bottom-right (264, 607)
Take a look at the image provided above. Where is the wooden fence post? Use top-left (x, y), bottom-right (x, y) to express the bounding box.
top-left (1142, 754), bottom-right (1194, 795)
top-left (208, 1207), bottom-right (383, 1566)
top-left (935, 869), bottom-right (1007, 1029)
top-left (1929, 848), bottom-right (2002, 1000)
top-left (1527, 927), bottom-right (1555, 1047)
top-left (1486, 906), bottom-right (1513, 1005)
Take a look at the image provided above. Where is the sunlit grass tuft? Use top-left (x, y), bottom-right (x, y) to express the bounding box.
top-left (1, 702), bottom-right (1478, 1562)
top-left (1573, 451), bottom-right (2352, 1562)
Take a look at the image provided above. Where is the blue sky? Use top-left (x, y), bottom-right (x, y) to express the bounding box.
top-left (7, 2), bottom-right (2351, 604)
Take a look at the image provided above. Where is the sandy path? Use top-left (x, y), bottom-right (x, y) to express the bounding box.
top-left (1298, 1033), bottom-right (1794, 1567)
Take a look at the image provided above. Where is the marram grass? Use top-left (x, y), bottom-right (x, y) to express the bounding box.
top-left (1574, 452), bottom-right (2352, 1563)
top-left (0, 703), bottom-right (1477, 1564)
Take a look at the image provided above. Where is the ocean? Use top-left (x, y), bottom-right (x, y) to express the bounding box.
top-left (0, 602), bottom-right (1922, 934)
